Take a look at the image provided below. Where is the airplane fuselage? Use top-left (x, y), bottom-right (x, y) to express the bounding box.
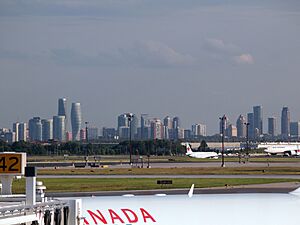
top-left (82, 193), bottom-right (300, 225)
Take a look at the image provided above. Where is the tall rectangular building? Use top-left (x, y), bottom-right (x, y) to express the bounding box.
top-left (247, 113), bottom-right (254, 139)
top-left (290, 122), bottom-right (300, 138)
top-left (18, 123), bottom-right (27, 141)
top-left (268, 117), bottom-right (276, 137)
top-left (253, 105), bottom-right (263, 135)
top-left (13, 122), bottom-right (19, 142)
top-left (42, 119), bottom-right (53, 141)
top-left (281, 106), bottom-right (290, 139)
top-left (53, 116), bottom-right (66, 141)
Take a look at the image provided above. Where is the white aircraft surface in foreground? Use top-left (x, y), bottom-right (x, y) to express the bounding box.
top-left (258, 143), bottom-right (300, 156)
top-left (82, 186), bottom-right (300, 225)
top-left (184, 143), bottom-right (218, 159)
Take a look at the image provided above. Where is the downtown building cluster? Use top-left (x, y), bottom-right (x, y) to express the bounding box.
top-left (220, 106), bottom-right (300, 141)
top-left (106, 113), bottom-right (207, 141)
top-left (0, 98), bottom-right (86, 143)
top-left (1, 101), bottom-right (300, 143)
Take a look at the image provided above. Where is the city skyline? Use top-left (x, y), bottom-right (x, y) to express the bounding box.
top-left (1, 1), bottom-right (300, 134)
top-left (3, 98), bottom-right (300, 137)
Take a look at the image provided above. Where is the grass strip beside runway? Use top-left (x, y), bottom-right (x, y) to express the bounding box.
top-left (12, 178), bottom-right (300, 193)
top-left (38, 167), bottom-right (300, 175)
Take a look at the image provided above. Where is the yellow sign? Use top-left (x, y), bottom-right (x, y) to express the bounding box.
top-left (0, 153), bottom-right (23, 174)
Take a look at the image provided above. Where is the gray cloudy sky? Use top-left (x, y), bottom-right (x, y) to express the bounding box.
top-left (0, 0), bottom-right (300, 134)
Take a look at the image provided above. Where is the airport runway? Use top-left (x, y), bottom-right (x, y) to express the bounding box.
top-left (47, 182), bottom-right (300, 197)
top-left (38, 174), bottom-right (300, 179)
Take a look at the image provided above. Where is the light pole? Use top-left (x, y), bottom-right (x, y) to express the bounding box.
top-left (219, 115), bottom-right (226, 167)
top-left (244, 122), bottom-right (250, 160)
top-left (127, 113), bottom-right (134, 165)
top-left (85, 121), bottom-right (89, 166)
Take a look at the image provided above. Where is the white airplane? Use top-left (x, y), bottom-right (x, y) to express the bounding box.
top-left (184, 143), bottom-right (218, 159)
top-left (81, 186), bottom-right (300, 225)
top-left (258, 143), bottom-right (300, 156)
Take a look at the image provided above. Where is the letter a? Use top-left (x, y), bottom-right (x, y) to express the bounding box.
top-left (140, 208), bottom-right (156, 223)
top-left (109, 209), bottom-right (125, 224)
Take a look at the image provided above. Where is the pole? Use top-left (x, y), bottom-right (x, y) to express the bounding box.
top-left (245, 122), bottom-right (250, 162)
top-left (127, 113), bottom-right (133, 165)
top-left (85, 122), bottom-right (89, 167)
top-left (220, 115), bottom-right (226, 167)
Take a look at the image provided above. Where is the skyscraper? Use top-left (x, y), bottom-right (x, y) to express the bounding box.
top-left (29, 117), bottom-right (42, 141)
top-left (247, 113), bottom-right (254, 139)
top-left (172, 117), bottom-right (180, 129)
top-left (281, 106), bottom-right (290, 139)
top-left (290, 121), bottom-right (300, 138)
top-left (151, 119), bottom-right (163, 139)
top-left (192, 124), bottom-right (207, 137)
top-left (53, 116), bottom-right (66, 141)
top-left (71, 103), bottom-right (82, 141)
top-left (42, 119), bottom-right (53, 141)
top-left (268, 117), bottom-right (276, 137)
top-left (13, 122), bottom-right (19, 142)
top-left (236, 115), bottom-right (246, 138)
top-left (140, 114), bottom-right (150, 140)
top-left (58, 98), bottom-right (67, 132)
top-left (219, 115), bottom-right (228, 135)
top-left (253, 105), bottom-right (263, 135)
top-left (18, 123), bottom-right (27, 141)
top-left (58, 98), bottom-right (67, 117)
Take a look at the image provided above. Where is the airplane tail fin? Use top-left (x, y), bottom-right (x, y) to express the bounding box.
top-left (186, 143), bottom-right (193, 154)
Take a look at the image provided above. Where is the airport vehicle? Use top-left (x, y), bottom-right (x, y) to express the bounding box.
top-left (82, 186), bottom-right (300, 225)
top-left (258, 143), bottom-right (300, 156)
top-left (184, 143), bottom-right (218, 159)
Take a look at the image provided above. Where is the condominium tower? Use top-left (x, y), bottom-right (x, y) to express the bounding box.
top-left (71, 103), bottom-right (82, 141)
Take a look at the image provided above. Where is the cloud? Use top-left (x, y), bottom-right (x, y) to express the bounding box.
top-left (50, 41), bottom-right (196, 68)
top-left (204, 38), bottom-right (239, 54)
top-left (120, 40), bottom-right (196, 67)
top-left (234, 54), bottom-right (254, 64)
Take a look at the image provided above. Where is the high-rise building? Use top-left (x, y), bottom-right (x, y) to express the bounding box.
top-left (268, 117), bottom-right (276, 137)
top-left (247, 113), bottom-right (254, 139)
top-left (140, 114), bottom-right (150, 140)
top-left (163, 116), bottom-right (173, 129)
top-left (58, 98), bottom-right (67, 117)
top-left (253, 106), bottom-right (263, 135)
top-left (226, 124), bottom-right (237, 138)
top-left (53, 116), bottom-right (66, 141)
top-left (13, 122), bottom-right (19, 142)
top-left (58, 98), bottom-right (67, 132)
top-left (131, 114), bottom-right (138, 139)
top-left (18, 123), bottom-right (27, 141)
top-left (29, 117), bottom-right (42, 141)
top-left (172, 117), bottom-right (180, 129)
top-left (281, 106), bottom-right (290, 139)
top-left (290, 122), bottom-right (300, 138)
top-left (151, 119), bottom-right (164, 139)
top-left (71, 103), bottom-right (82, 141)
top-left (236, 115), bottom-right (246, 138)
top-left (192, 124), bottom-right (206, 137)
top-left (87, 127), bottom-right (98, 140)
top-left (102, 127), bottom-right (117, 140)
top-left (42, 119), bottom-right (53, 141)
top-left (219, 115), bottom-right (228, 135)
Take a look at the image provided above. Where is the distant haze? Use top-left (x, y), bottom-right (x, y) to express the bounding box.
top-left (0, 0), bottom-right (300, 134)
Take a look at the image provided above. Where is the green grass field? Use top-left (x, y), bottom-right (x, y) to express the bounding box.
top-left (38, 166), bottom-right (300, 175)
top-left (12, 178), bottom-right (300, 193)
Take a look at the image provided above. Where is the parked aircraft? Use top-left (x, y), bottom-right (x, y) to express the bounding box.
top-left (82, 186), bottom-right (300, 225)
top-left (184, 143), bottom-right (218, 159)
top-left (258, 143), bottom-right (300, 156)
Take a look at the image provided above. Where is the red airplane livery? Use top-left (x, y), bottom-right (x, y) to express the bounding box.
top-left (84, 208), bottom-right (156, 225)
